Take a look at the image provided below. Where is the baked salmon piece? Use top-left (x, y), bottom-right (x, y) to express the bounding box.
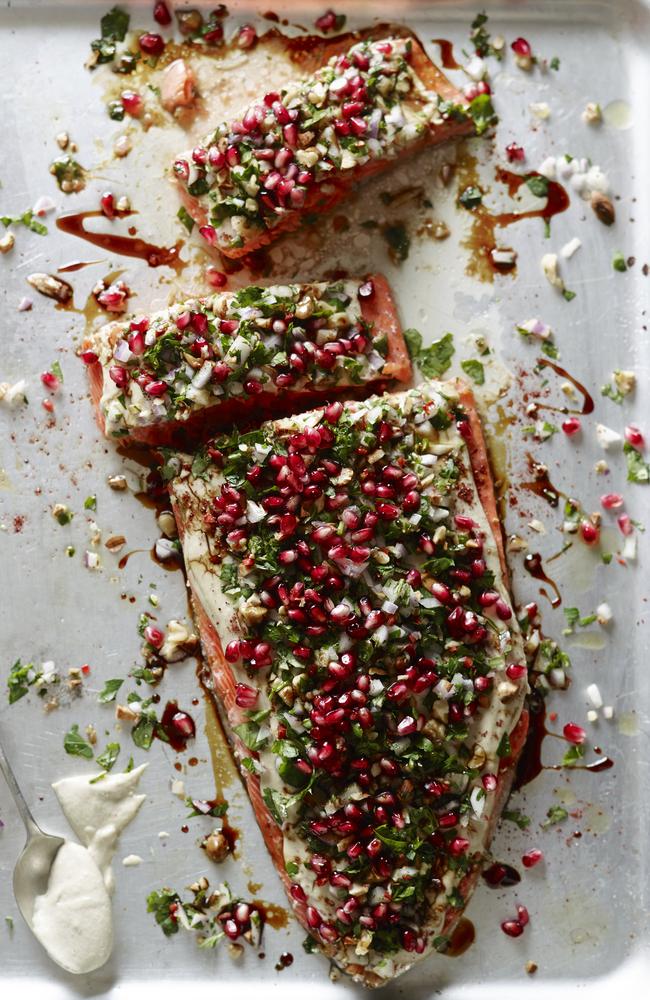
top-left (81, 275), bottom-right (410, 446)
top-left (168, 381), bottom-right (529, 987)
top-left (173, 34), bottom-right (480, 258)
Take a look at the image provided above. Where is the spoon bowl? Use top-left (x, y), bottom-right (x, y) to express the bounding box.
top-left (12, 830), bottom-right (65, 927)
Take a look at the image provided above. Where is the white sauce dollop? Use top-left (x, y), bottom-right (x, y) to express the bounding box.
top-left (32, 842), bottom-right (113, 974)
top-left (52, 764), bottom-right (147, 893)
top-left (30, 765), bottom-right (147, 974)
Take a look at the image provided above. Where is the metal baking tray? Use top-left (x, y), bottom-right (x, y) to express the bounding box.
top-left (1, 0), bottom-right (648, 995)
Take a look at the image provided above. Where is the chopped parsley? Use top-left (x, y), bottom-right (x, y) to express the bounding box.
top-left (147, 888), bottom-right (181, 936)
top-left (177, 206), bottom-right (195, 233)
top-left (84, 494), bottom-right (97, 511)
top-left (458, 185), bottom-right (483, 209)
top-left (502, 808), bottom-right (531, 830)
top-left (612, 251), bottom-right (627, 273)
top-left (526, 174), bottom-right (550, 198)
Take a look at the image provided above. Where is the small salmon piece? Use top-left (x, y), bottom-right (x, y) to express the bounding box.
top-left (83, 275), bottom-right (410, 447)
top-left (160, 58), bottom-right (196, 112)
top-left (169, 381), bottom-right (529, 987)
top-left (174, 33), bottom-right (477, 258)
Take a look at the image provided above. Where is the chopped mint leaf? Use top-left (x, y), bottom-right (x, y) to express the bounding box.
top-left (562, 289), bottom-right (576, 302)
top-left (563, 607), bottom-right (580, 631)
top-left (496, 731), bottom-right (512, 758)
top-left (96, 742), bottom-right (120, 771)
top-left (51, 360), bottom-right (64, 382)
top-left (459, 185), bottom-right (483, 209)
top-left (526, 174), bottom-right (550, 198)
top-left (63, 724), bottom-right (94, 760)
top-left (147, 888), bottom-right (180, 936)
top-left (185, 797), bottom-right (228, 819)
top-left (7, 658), bottom-right (42, 704)
top-left (542, 804), bottom-right (568, 828)
top-left (468, 93), bottom-right (498, 134)
top-left (562, 744), bottom-right (585, 767)
top-left (84, 494), bottom-right (97, 511)
top-left (550, 56), bottom-right (560, 70)
top-left (601, 382), bottom-right (625, 404)
top-left (460, 359), bottom-right (485, 384)
top-left (502, 808), bottom-right (531, 830)
top-left (624, 442), bottom-right (650, 484)
top-left (0, 210), bottom-right (48, 236)
top-left (100, 6), bottom-right (129, 41)
top-left (418, 333), bottom-right (455, 379)
top-left (612, 251), bottom-right (627, 272)
top-left (177, 206), bottom-right (195, 233)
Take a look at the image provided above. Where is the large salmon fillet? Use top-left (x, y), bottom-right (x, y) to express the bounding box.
top-left (82, 275), bottom-right (410, 446)
top-left (173, 32), bottom-right (477, 258)
top-left (168, 381), bottom-right (528, 986)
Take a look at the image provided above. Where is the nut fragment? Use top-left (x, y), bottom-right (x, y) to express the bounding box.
top-left (27, 272), bottom-right (73, 303)
top-left (107, 474), bottom-right (128, 491)
top-left (468, 743), bottom-right (487, 769)
top-left (202, 829), bottom-right (231, 863)
top-left (105, 534), bottom-right (127, 551)
top-left (116, 702), bottom-right (141, 722)
top-left (590, 191), bottom-right (615, 226)
top-left (157, 510), bottom-right (178, 538)
top-left (0, 232), bottom-right (15, 254)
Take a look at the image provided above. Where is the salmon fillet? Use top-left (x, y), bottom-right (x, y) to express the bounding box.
top-left (82, 275), bottom-right (410, 447)
top-left (173, 33), bottom-right (477, 258)
top-left (168, 381), bottom-right (528, 986)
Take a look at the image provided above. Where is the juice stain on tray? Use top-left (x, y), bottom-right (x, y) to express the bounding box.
top-left (446, 917), bottom-right (476, 956)
top-left (455, 149), bottom-right (570, 281)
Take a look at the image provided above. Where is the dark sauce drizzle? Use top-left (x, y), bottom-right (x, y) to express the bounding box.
top-left (57, 210), bottom-right (183, 269)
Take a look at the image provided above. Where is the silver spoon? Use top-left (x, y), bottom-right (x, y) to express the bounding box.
top-left (0, 737), bottom-right (64, 929)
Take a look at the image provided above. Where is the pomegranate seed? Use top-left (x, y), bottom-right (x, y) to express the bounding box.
top-left (522, 849), bottom-right (543, 868)
top-left (212, 362), bottom-right (231, 382)
top-left (625, 424), bottom-right (644, 448)
top-left (506, 664), bottom-right (527, 680)
top-left (618, 513), bottom-right (633, 536)
top-left (600, 493), bottom-right (623, 509)
top-left (139, 32), bottom-right (165, 56)
top-left (562, 417), bottom-right (581, 436)
top-left (495, 599), bottom-right (513, 620)
top-left (100, 191), bottom-right (116, 219)
top-left (580, 520), bottom-right (599, 545)
top-left (79, 350), bottom-right (98, 365)
top-left (144, 625), bottom-right (164, 648)
top-left (449, 837), bottom-right (470, 856)
top-left (290, 883), bottom-right (306, 902)
top-left (237, 24), bottom-right (258, 49)
top-left (235, 683), bottom-right (258, 709)
top-left (501, 919), bottom-right (524, 938)
top-left (482, 774), bottom-right (497, 791)
top-left (205, 266), bottom-right (227, 289)
top-left (224, 640), bottom-right (241, 663)
top-left (397, 716), bottom-right (417, 736)
top-left (563, 722), bottom-right (586, 745)
top-left (40, 371), bottom-right (60, 392)
top-left (511, 37), bottom-right (531, 57)
top-left (109, 365), bottom-right (128, 388)
top-left (199, 225), bottom-right (218, 247)
top-left (403, 491), bottom-right (421, 513)
top-left (244, 378), bottom-right (262, 395)
top-left (306, 905), bottom-right (321, 928)
top-left (153, 2), bottom-right (171, 25)
top-left (315, 9), bottom-right (338, 33)
top-left (505, 142), bottom-right (525, 162)
top-left (517, 905), bottom-right (530, 927)
top-left (121, 90), bottom-right (143, 116)
top-left (324, 400), bottom-right (343, 423)
top-left (455, 514), bottom-right (475, 530)
top-left (406, 568), bottom-right (422, 588)
top-left (144, 380), bottom-right (168, 397)
top-left (376, 502), bottom-right (400, 520)
top-left (203, 26), bottom-right (224, 45)
top-left (168, 709), bottom-right (195, 740)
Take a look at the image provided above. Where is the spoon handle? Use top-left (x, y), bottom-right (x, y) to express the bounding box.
top-left (0, 737), bottom-right (40, 837)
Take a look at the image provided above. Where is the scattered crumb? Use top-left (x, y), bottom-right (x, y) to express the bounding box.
top-left (122, 854), bottom-right (143, 867)
top-left (582, 102), bottom-right (602, 125)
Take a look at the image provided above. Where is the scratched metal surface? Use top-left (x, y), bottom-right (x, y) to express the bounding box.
top-left (0, 0), bottom-right (649, 996)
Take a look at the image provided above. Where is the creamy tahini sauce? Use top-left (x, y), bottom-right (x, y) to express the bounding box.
top-left (31, 765), bottom-right (147, 974)
top-left (53, 764), bottom-right (148, 893)
top-left (32, 842), bottom-right (113, 975)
